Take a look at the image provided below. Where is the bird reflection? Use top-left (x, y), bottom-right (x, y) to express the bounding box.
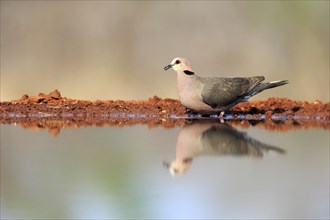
top-left (164, 121), bottom-right (285, 176)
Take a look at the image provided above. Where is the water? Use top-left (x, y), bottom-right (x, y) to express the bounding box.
top-left (1, 121), bottom-right (329, 219)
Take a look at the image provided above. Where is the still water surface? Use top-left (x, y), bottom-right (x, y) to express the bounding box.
top-left (1, 122), bottom-right (329, 219)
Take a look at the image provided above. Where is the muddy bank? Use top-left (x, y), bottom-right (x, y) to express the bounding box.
top-left (0, 90), bottom-right (329, 135)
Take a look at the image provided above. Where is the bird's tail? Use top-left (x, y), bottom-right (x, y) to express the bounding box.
top-left (242, 133), bottom-right (286, 154)
top-left (263, 80), bottom-right (289, 90)
top-left (249, 80), bottom-right (288, 96)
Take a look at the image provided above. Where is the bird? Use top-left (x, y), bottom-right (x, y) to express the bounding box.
top-left (164, 57), bottom-right (288, 114)
top-left (163, 121), bottom-right (285, 176)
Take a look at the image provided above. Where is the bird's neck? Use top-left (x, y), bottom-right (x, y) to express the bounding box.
top-left (176, 71), bottom-right (198, 91)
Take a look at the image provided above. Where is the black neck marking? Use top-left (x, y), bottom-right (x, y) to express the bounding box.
top-left (183, 70), bottom-right (195, 75)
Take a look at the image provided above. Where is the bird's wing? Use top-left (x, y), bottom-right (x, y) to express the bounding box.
top-left (201, 76), bottom-right (264, 108)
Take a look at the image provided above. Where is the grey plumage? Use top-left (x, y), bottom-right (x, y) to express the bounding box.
top-left (200, 76), bottom-right (289, 111)
top-left (201, 122), bottom-right (286, 156)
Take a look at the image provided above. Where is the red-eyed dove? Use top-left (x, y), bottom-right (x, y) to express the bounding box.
top-left (164, 57), bottom-right (288, 114)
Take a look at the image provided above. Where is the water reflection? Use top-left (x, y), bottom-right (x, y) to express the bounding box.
top-left (1, 122), bottom-right (329, 219)
top-left (164, 121), bottom-right (285, 175)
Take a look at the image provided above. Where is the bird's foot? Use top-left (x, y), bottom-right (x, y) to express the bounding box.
top-left (219, 111), bottom-right (225, 123)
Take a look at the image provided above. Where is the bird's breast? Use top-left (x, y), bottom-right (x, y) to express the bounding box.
top-left (177, 77), bottom-right (213, 112)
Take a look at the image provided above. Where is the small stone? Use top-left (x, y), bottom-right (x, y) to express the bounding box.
top-left (48, 89), bottom-right (61, 100)
top-left (21, 94), bottom-right (29, 100)
top-left (30, 96), bottom-right (45, 103)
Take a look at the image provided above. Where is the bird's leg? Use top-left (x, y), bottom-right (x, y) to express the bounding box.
top-left (219, 111), bottom-right (225, 123)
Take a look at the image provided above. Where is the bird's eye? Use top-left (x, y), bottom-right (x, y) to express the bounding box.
top-left (175, 60), bottom-right (181, 64)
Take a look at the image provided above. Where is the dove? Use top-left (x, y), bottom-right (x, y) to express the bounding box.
top-left (163, 121), bottom-right (285, 176)
top-left (164, 57), bottom-right (288, 114)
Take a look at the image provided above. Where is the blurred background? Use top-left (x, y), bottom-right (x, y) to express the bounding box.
top-left (1, 1), bottom-right (329, 102)
top-left (1, 2), bottom-right (329, 219)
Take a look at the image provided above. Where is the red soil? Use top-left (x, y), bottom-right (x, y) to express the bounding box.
top-left (0, 90), bottom-right (329, 135)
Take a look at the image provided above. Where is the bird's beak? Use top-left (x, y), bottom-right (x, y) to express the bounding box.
top-left (164, 64), bottom-right (173, 71)
top-left (162, 161), bottom-right (170, 168)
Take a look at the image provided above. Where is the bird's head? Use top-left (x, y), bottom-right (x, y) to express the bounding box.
top-left (164, 57), bottom-right (194, 75)
top-left (163, 158), bottom-right (193, 176)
